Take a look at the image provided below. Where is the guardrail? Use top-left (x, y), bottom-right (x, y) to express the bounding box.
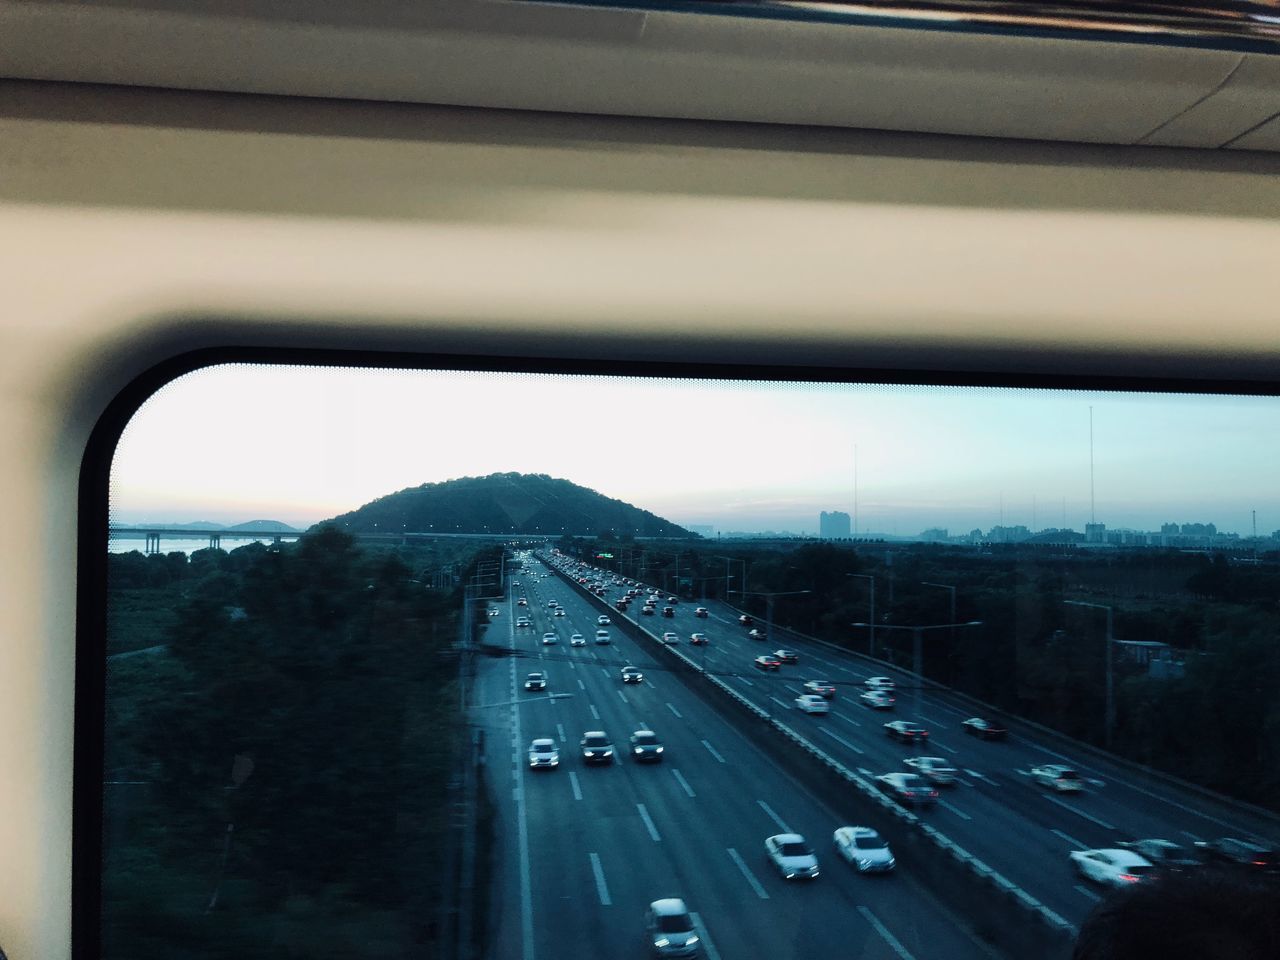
top-left (544, 559), bottom-right (1077, 960)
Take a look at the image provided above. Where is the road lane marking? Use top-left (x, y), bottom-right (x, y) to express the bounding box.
top-left (966, 769), bottom-right (999, 785)
top-left (837, 713), bottom-right (863, 728)
top-left (672, 768), bottom-right (696, 798)
top-left (726, 848), bottom-right (770, 900)
top-left (1052, 828), bottom-right (1086, 849)
top-left (667, 702), bottom-right (684, 719)
top-left (820, 727), bottom-right (866, 754)
top-left (936, 744), bottom-right (960, 755)
top-left (757, 799), bottom-right (790, 833)
top-left (637, 803), bottom-right (662, 842)
top-left (701, 739), bottom-right (727, 763)
top-left (858, 767), bottom-right (875, 778)
top-left (569, 771), bottom-right (583, 801)
top-left (689, 913), bottom-right (722, 960)
top-left (1074, 884), bottom-right (1102, 902)
top-left (918, 714), bottom-right (946, 729)
top-left (856, 906), bottom-right (916, 960)
top-left (568, 660), bottom-right (576, 670)
top-left (1041, 793), bottom-right (1115, 830)
top-left (577, 679), bottom-right (586, 691)
top-left (589, 853), bottom-right (612, 906)
top-left (617, 689), bottom-right (629, 704)
top-left (601, 667), bottom-right (611, 678)
top-left (770, 696), bottom-right (792, 711)
top-left (739, 677), bottom-right (755, 687)
top-left (589, 704), bottom-right (601, 720)
top-left (556, 723), bottom-right (566, 743)
top-left (937, 799), bottom-right (972, 820)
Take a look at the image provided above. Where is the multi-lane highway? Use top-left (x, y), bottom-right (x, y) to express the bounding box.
top-left (471, 555), bottom-right (997, 960)
top-left (539, 554), bottom-right (1280, 932)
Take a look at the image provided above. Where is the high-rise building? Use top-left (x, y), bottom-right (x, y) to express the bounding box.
top-left (819, 510), bottom-right (852, 539)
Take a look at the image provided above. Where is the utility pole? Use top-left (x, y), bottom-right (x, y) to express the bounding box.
top-left (733, 588), bottom-right (811, 646)
top-left (848, 574), bottom-right (876, 657)
top-left (851, 620), bottom-right (983, 713)
top-left (1064, 600), bottom-right (1115, 749)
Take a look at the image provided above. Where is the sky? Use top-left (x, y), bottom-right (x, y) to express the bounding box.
top-left (109, 363), bottom-right (1280, 537)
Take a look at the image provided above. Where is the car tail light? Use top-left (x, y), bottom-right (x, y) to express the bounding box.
top-left (1118, 874), bottom-right (1140, 883)
top-left (1252, 860), bottom-right (1267, 866)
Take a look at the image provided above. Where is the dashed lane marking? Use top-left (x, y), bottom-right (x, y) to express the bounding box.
top-left (1074, 884), bottom-right (1102, 902)
top-left (589, 853), bottom-right (612, 906)
top-left (1051, 828), bottom-right (1086, 849)
top-left (667, 702), bottom-right (683, 719)
top-left (757, 799), bottom-right (790, 833)
top-left (618, 690), bottom-right (629, 704)
top-left (569, 771), bottom-right (583, 801)
top-left (702, 739), bottom-right (727, 763)
top-left (637, 803), bottom-right (662, 842)
top-left (1041, 793), bottom-right (1115, 830)
top-left (856, 905), bottom-right (916, 960)
top-left (590, 704), bottom-right (601, 721)
top-left (937, 799), bottom-right (972, 821)
top-left (770, 696), bottom-right (792, 711)
top-left (820, 727), bottom-right (866, 755)
top-left (672, 769), bottom-right (696, 798)
top-left (689, 913), bottom-right (723, 960)
top-left (556, 723), bottom-right (566, 744)
top-left (726, 848), bottom-right (770, 900)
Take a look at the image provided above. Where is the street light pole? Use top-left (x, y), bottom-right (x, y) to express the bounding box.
top-left (1064, 600), bottom-right (1115, 749)
top-left (848, 574), bottom-right (875, 657)
top-left (733, 588), bottom-right (812, 646)
top-left (850, 620), bottom-right (983, 713)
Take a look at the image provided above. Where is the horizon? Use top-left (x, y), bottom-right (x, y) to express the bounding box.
top-left (110, 366), bottom-right (1280, 538)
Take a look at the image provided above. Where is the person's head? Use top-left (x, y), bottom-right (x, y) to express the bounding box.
top-left (1073, 868), bottom-right (1280, 960)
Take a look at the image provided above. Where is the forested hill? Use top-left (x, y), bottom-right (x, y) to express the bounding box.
top-left (323, 472), bottom-right (694, 538)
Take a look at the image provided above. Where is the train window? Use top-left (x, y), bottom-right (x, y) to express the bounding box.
top-left (92, 359), bottom-right (1280, 959)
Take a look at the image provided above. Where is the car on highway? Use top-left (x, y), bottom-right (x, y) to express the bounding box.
top-left (528, 738), bottom-right (560, 769)
top-left (795, 694), bottom-right (830, 715)
top-left (630, 729), bottom-right (664, 762)
top-left (903, 756), bottom-right (957, 785)
top-left (554, 608), bottom-right (566, 617)
top-left (884, 721), bottom-right (929, 743)
top-left (1069, 848), bottom-right (1156, 887)
top-left (804, 680), bottom-right (835, 699)
top-left (766, 834), bottom-right (819, 879)
top-left (1031, 764), bottom-right (1084, 793)
top-left (754, 655), bottom-right (781, 671)
top-left (645, 898), bottom-right (700, 958)
top-left (773, 649), bottom-right (798, 664)
top-left (663, 606), bottom-right (675, 617)
top-left (961, 717), bottom-right (1007, 740)
top-left (1117, 839), bottom-right (1204, 872)
top-left (542, 632), bottom-right (558, 645)
top-left (581, 731), bottom-right (614, 764)
top-left (642, 605), bottom-right (656, 616)
top-left (689, 633), bottom-right (708, 645)
top-left (516, 617), bottom-right (531, 628)
top-left (649, 595), bottom-right (662, 604)
top-left (598, 615), bottom-right (611, 625)
top-left (694, 607), bottom-right (708, 618)
top-left (661, 631), bottom-right (679, 644)
top-left (595, 630), bottom-right (611, 644)
top-left (525, 672), bottom-right (547, 691)
top-left (667, 596), bottom-right (679, 604)
top-left (860, 690), bottom-right (895, 709)
top-left (747, 628), bottom-right (767, 641)
top-left (1197, 837), bottom-right (1280, 875)
top-left (622, 666), bottom-right (644, 683)
top-left (833, 826), bottom-right (895, 874)
top-left (738, 615), bottom-right (754, 626)
top-left (547, 600), bottom-right (558, 608)
top-left (570, 633), bottom-right (586, 646)
top-left (487, 608), bottom-right (500, 617)
top-left (864, 677), bottom-right (895, 690)
top-left (615, 600), bottom-right (629, 611)
top-left (876, 772), bottom-right (939, 807)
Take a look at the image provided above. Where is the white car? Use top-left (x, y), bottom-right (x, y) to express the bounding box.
top-left (804, 680), bottom-right (836, 699)
top-left (860, 690), bottom-right (895, 709)
top-left (515, 617), bottom-right (531, 628)
top-left (646, 898), bottom-right (700, 957)
top-left (524, 672), bottom-right (547, 691)
top-left (833, 826), bottom-right (895, 874)
top-left (554, 608), bottom-right (566, 617)
top-left (488, 608), bottom-right (500, 617)
top-left (541, 632), bottom-right (558, 645)
top-left (694, 607), bottom-right (709, 618)
top-left (689, 633), bottom-right (708, 645)
top-left (864, 677), bottom-right (895, 690)
top-left (903, 756), bottom-right (958, 785)
top-left (528, 738), bottom-right (559, 769)
top-left (662, 632), bottom-right (679, 644)
top-left (795, 694), bottom-right (829, 715)
top-left (597, 615), bottom-right (611, 625)
top-left (594, 630), bottom-right (611, 644)
top-left (1031, 764), bottom-right (1084, 793)
top-left (765, 833), bottom-right (819, 880)
top-left (1070, 848), bottom-right (1156, 887)
top-left (570, 633), bottom-right (586, 646)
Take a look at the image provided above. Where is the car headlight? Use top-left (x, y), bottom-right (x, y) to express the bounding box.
top-left (654, 939), bottom-right (670, 948)
top-left (634, 747), bottom-right (643, 754)
top-left (603, 749), bottom-right (613, 756)
top-left (655, 746), bottom-right (663, 753)
top-left (687, 936), bottom-right (699, 945)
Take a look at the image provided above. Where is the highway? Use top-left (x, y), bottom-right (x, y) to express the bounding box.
top-left (546, 556), bottom-right (1280, 930)
top-left (471, 554), bottom-right (996, 960)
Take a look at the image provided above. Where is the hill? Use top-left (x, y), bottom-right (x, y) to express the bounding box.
top-left (323, 473), bottom-right (693, 539)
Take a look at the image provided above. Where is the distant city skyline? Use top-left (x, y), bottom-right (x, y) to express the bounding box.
top-left (111, 365), bottom-right (1280, 537)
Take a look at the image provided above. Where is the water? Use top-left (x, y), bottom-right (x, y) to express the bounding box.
top-left (108, 535), bottom-right (295, 555)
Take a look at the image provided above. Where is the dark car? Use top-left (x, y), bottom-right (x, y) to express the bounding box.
top-left (662, 606), bottom-right (675, 617)
top-left (884, 721), bottom-right (930, 743)
top-left (754, 655), bottom-right (781, 671)
top-left (581, 731), bottom-right (614, 764)
top-left (621, 666), bottom-right (644, 684)
top-left (773, 649), bottom-right (798, 664)
top-left (738, 614), bottom-right (753, 626)
top-left (748, 628), bottom-right (767, 641)
top-left (630, 729), bottom-right (664, 762)
top-left (642, 605), bottom-right (656, 615)
top-left (961, 717), bottom-right (1008, 741)
top-left (1198, 838), bottom-right (1280, 876)
top-left (1118, 839), bottom-right (1205, 873)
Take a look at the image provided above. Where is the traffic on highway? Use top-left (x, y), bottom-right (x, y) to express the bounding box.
top-left (470, 548), bottom-right (1280, 958)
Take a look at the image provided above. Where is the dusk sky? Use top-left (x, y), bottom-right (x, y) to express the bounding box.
top-left (109, 364), bottom-right (1280, 537)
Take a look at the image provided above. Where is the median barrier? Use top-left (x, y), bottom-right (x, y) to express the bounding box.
top-left (545, 560), bottom-right (1076, 959)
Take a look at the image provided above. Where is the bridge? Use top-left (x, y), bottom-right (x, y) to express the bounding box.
top-left (108, 526), bottom-right (555, 554)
